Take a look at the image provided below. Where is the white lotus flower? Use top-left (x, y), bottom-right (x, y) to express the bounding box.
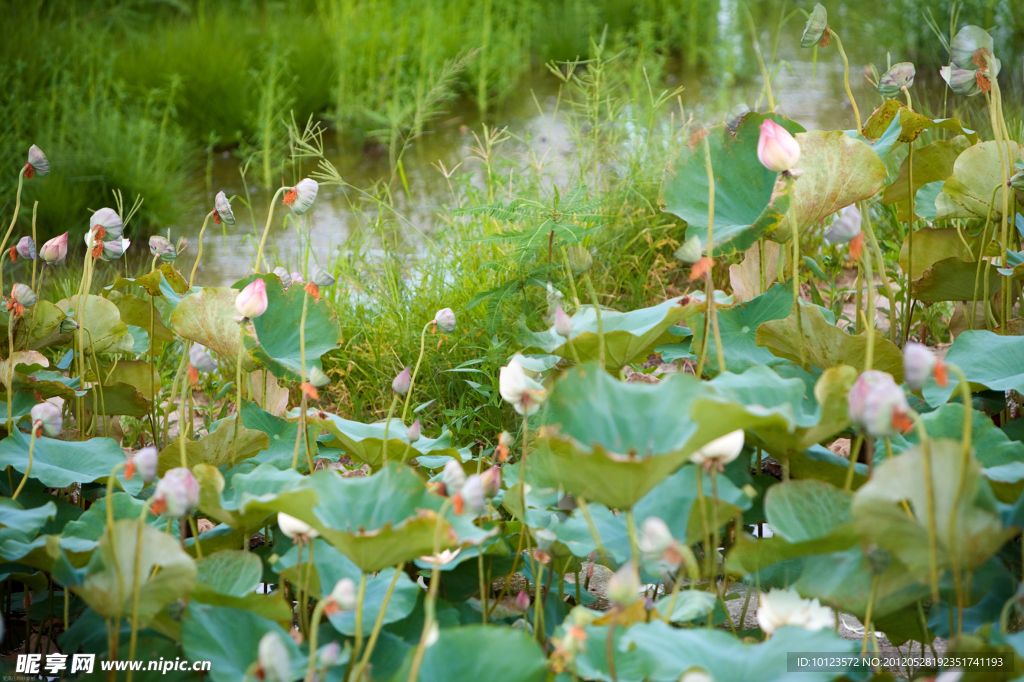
top-left (499, 357), bottom-right (547, 416)
top-left (756, 588), bottom-right (834, 634)
top-left (277, 512), bottom-right (318, 541)
top-left (691, 430), bottom-right (744, 472)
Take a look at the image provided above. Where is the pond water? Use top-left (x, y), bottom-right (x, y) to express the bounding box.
top-left (178, 2), bottom-right (1020, 286)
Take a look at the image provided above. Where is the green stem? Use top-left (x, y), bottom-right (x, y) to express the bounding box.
top-left (696, 467), bottom-right (713, 588)
top-left (828, 29), bottom-right (862, 131)
top-left (188, 211), bottom-right (214, 288)
top-left (10, 426), bottom-right (36, 500)
top-left (305, 599), bottom-right (327, 682)
top-left (401, 320), bottom-right (434, 422)
top-left (231, 321), bottom-right (247, 465)
top-left (381, 394), bottom-right (400, 468)
top-left (0, 169), bottom-right (26, 307)
top-left (702, 135), bottom-right (726, 374)
top-left (946, 363), bottom-right (974, 627)
top-left (575, 496), bottom-right (606, 557)
top-left (787, 175), bottom-right (806, 369)
top-left (407, 498), bottom-right (454, 682)
top-left (861, 207), bottom-right (897, 343)
top-left (860, 574), bottom-right (879, 656)
top-left (350, 564), bottom-right (405, 681)
top-left (843, 434), bottom-right (865, 491)
top-left (904, 141), bottom-right (916, 346)
top-left (291, 290), bottom-right (312, 470)
top-left (253, 187), bottom-right (287, 274)
top-left (352, 571), bottom-right (367, 661)
top-left (910, 411), bottom-right (940, 601)
top-left (583, 275), bottom-right (605, 370)
top-left (862, 247), bottom-right (876, 371)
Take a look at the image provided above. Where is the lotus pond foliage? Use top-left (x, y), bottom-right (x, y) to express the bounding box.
top-left (3, 5), bottom-right (1024, 682)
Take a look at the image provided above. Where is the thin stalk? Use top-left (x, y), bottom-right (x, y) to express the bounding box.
top-left (352, 571), bottom-right (367, 662)
top-left (861, 207), bottom-right (897, 342)
top-left (188, 211), bottom-right (215, 288)
top-left (407, 498), bottom-right (454, 682)
top-left (702, 134), bottom-right (726, 374)
top-left (305, 598), bottom-right (328, 682)
top-left (349, 563), bottom-right (405, 682)
top-left (827, 29), bottom-right (862, 131)
top-left (843, 434), bottom-right (865, 491)
top-left (126, 496), bottom-right (152, 682)
top-left (0, 169), bottom-right (27, 300)
top-left (231, 321), bottom-right (247, 465)
top-left (583, 275), bottom-right (605, 370)
top-left (946, 363), bottom-right (974, 631)
top-left (860, 574), bottom-right (880, 656)
top-left (696, 467), bottom-right (713, 588)
top-left (11, 427), bottom-right (37, 500)
top-left (291, 290), bottom-right (312, 470)
top-left (6, 309), bottom-right (15, 432)
top-left (863, 247), bottom-right (876, 371)
top-left (904, 141), bottom-right (916, 345)
top-left (575, 496), bottom-right (606, 557)
top-left (253, 187), bottom-right (287, 274)
top-left (30, 202), bottom-right (37, 291)
top-left (786, 174), bottom-right (806, 368)
top-left (380, 394), bottom-right (401, 468)
top-left (401, 320), bottom-right (434, 422)
top-left (910, 411), bottom-right (940, 601)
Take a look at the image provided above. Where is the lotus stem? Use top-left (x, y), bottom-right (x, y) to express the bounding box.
top-left (6, 310), bottom-right (14, 433)
top-left (583, 275), bottom-right (605, 370)
top-left (11, 425), bottom-right (37, 500)
top-left (232, 321), bottom-right (247, 465)
top-left (701, 134), bottom-right (726, 375)
top-left (862, 245), bottom-right (876, 371)
top-left (532, 554), bottom-right (544, 644)
top-left (350, 571), bottom-right (368, 664)
top-left (380, 394), bottom-right (400, 468)
top-left (785, 174), bottom-right (807, 369)
top-left (843, 434), bottom-right (865, 491)
top-left (350, 563), bottom-right (404, 682)
top-left (305, 598), bottom-right (328, 682)
top-left (0, 168), bottom-right (26, 301)
top-left (985, 78), bottom-right (1012, 328)
top-left (127, 497), bottom-right (153, 682)
top-left (253, 187), bottom-right (287, 274)
top-left (946, 362), bottom-right (974, 631)
top-left (827, 29), bottom-right (861, 132)
top-left (30, 202), bottom-right (37, 291)
top-left (188, 210), bottom-right (214, 288)
top-left (478, 550), bottom-right (488, 624)
top-left (407, 498), bottom-right (454, 682)
top-left (709, 469), bottom-right (722, 590)
top-left (575, 495), bottom-right (606, 557)
top-left (301, 540), bottom-right (316, 638)
top-left (187, 515), bottom-right (203, 558)
top-left (695, 467), bottom-right (713, 588)
top-left (560, 245), bottom-right (582, 310)
top-left (292, 289), bottom-right (312, 470)
top-left (903, 140), bottom-right (916, 346)
top-left (860, 574), bottom-right (879, 656)
top-left (860, 206), bottom-right (897, 342)
top-left (402, 320), bottom-right (434, 422)
top-left (519, 412), bottom-right (529, 530)
top-left (909, 411), bottom-right (940, 601)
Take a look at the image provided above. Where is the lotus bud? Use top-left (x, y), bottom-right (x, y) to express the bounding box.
top-left (515, 590), bottom-right (531, 611)
top-left (756, 587), bottom-right (834, 634)
top-left (135, 446), bottom-right (160, 483)
top-left (284, 178), bottom-right (319, 215)
top-left (459, 474), bottom-right (488, 515)
top-left (434, 308), bottom-right (456, 334)
top-left (273, 266), bottom-right (292, 288)
top-left (213, 191), bottom-right (235, 226)
top-left (189, 344), bottom-right (218, 374)
top-left (940, 65), bottom-right (983, 96)
top-left (680, 672), bottom-right (713, 682)
top-left (100, 237), bottom-right (130, 262)
top-left (878, 62), bottom-right (916, 98)
top-left (392, 366), bottom-right (411, 395)
top-left (277, 512), bottom-right (319, 541)
top-left (848, 370), bottom-right (912, 437)
top-left (308, 365), bottom-right (330, 388)
top-left (566, 245), bottom-right (593, 273)
top-left (25, 145), bottom-right (49, 178)
top-left (691, 429), bottom-right (744, 472)
top-left (256, 632), bottom-right (292, 682)
top-left (673, 235), bottom-right (703, 264)
top-left (16, 237), bottom-right (35, 261)
top-left (59, 317), bottom-right (78, 334)
top-left (499, 357), bottom-right (547, 416)
top-left (89, 207), bottom-right (123, 241)
top-left (949, 25), bottom-right (999, 72)
top-left (317, 641), bottom-right (343, 669)
top-left (480, 466), bottom-right (502, 498)
top-left (329, 578), bottom-right (357, 611)
top-left (30, 401), bottom-right (62, 438)
top-left (1010, 171), bottom-right (1024, 192)
top-left (235, 279), bottom-right (268, 319)
top-left (800, 3), bottom-right (828, 48)
top-left (554, 306), bottom-right (573, 338)
top-left (607, 562), bottom-right (640, 607)
top-left (903, 342), bottom-right (947, 390)
top-left (149, 235), bottom-right (177, 262)
top-left (38, 232), bottom-right (68, 265)
top-left (311, 265), bottom-right (335, 288)
top-left (757, 119), bottom-right (801, 173)
top-left (10, 283), bottom-right (36, 309)
top-left (152, 468), bottom-right (200, 518)
top-left (824, 205), bottom-right (861, 246)
top-left (534, 528), bottom-right (557, 552)
top-left (407, 419), bottom-right (421, 443)
top-left (290, 271), bottom-right (305, 285)
top-left (442, 459), bottom-right (466, 497)
top-left (639, 517), bottom-right (675, 556)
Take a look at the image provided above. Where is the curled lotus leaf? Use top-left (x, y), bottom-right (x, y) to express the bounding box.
top-left (936, 141), bottom-right (1023, 221)
top-left (800, 3), bottom-right (828, 48)
top-left (862, 100), bottom-right (978, 146)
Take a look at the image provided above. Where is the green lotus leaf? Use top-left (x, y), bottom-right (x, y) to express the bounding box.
top-left (770, 130), bottom-right (887, 242)
top-left (654, 590), bottom-right (717, 623)
top-left (911, 255), bottom-right (1000, 303)
top-left (520, 296), bottom-right (703, 372)
top-left (533, 365), bottom-right (719, 508)
top-left (182, 603), bottom-right (304, 682)
top-left (852, 439), bottom-right (1012, 581)
top-left (756, 304), bottom-right (904, 382)
top-left (800, 3), bottom-right (827, 47)
top-left (922, 330), bottom-right (1024, 406)
top-left (310, 413), bottom-right (469, 470)
top-left (0, 428), bottom-right (140, 494)
top-left (80, 382), bottom-right (151, 417)
top-left (764, 479), bottom-right (852, 543)
top-left (60, 493), bottom-right (164, 555)
top-left (579, 620), bottom-right (856, 682)
top-left (937, 141), bottom-right (1023, 221)
top-left (157, 415), bottom-right (269, 476)
top-left (663, 113), bottom-right (802, 257)
top-left (56, 295), bottom-right (134, 355)
top-left (194, 463), bottom-right (314, 534)
top-left (108, 263), bottom-right (189, 298)
top-left (0, 499), bottom-right (56, 546)
top-left (77, 520), bottom-right (196, 625)
top-left (170, 286), bottom-right (256, 371)
top-left (15, 300), bottom-right (65, 350)
top-left (106, 290), bottom-right (175, 344)
top-left (862, 99), bottom-right (977, 145)
top-left (725, 524), bottom-right (859, 577)
top-left (195, 549), bottom-right (262, 597)
top-left (102, 360), bottom-right (161, 400)
top-left (897, 226), bottom-right (983, 280)
top-left (679, 283), bottom-right (794, 374)
top-left (242, 275), bottom-right (343, 383)
top-left (240, 401), bottom-right (319, 470)
top-left (883, 137), bottom-right (972, 221)
top-left (392, 624), bottom-right (547, 682)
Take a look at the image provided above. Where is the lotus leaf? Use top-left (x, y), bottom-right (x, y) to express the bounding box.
top-left (883, 137), bottom-right (972, 221)
top-left (937, 141), bottom-right (1023, 221)
top-left (194, 463), bottom-right (314, 534)
top-left (392, 624), bottom-right (547, 682)
top-left (923, 330), bottom-right (1024, 406)
top-left (0, 428), bottom-right (140, 494)
top-left (182, 603), bottom-right (304, 682)
top-left (170, 286), bottom-right (256, 371)
top-left (108, 263), bottom-right (189, 298)
top-left (862, 99), bottom-right (977, 145)
top-left (157, 415), bottom-right (268, 475)
top-left (310, 413), bottom-right (469, 469)
top-left (56, 295), bottom-right (134, 354)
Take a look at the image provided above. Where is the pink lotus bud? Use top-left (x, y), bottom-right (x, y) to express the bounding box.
top-left (16, 236), bottom-right (35, 261)
top-left (534, 528), bottom-right (556, 551)
top-left (131, 446), bottom-right (159, 483)
top-left (25, 145), bottom-right (49, 178)
top-left (213, 191), bottom-right (235, 226)
top-left (408, 419), bottom-right (421, 443)
top-left (273, 267), bottom-right (292, 288)
top-left (442, 459), bottom-right (466, 496)
top-left (10, 283), bottom-right (36, 309)
top-left (459, 474), bottom-right (487, 515)
top-left (903, 342), bottom-right (947, 391)
top-left (256, 632), bottom-right (291, 682)
top-left (284, 178), bottom-right (319, 215)
top-left (235, 279), bottom-right (268, 319)
top-left (515, 590), bottom-right (531, 611)
top-left (189, 344), bottom-right (218, 373)
top-left (607, 562), bottom-right (640, 607)
top-left (848, 370), bottom-right (912, 438)
top-left (554, 306), bottom-right (573, 338)
top-left (90, 207), bottom-right (123, 240)
top-left (757, 119), bottom-right (801, 173)
top-left (434, 308), bottom-right (456, 334)
top-left (392, 366), bottom-right (411, 395)
top-left (480, 466), bottom-right (501, 498)
top-left (824, 205), bottom-right (861, 245)
top-left (30, 401), bottom-right (62, 437)
top-left (317, 641), bottom-right (343, 669)
top-left (149, 235), bottom-right (177, 262)
top-left (38, 232), bottom-right (68, 265)
top-left (152, 468), bottom-right (200, 518)
top-left (329, 578), bottom-right (357, 611)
